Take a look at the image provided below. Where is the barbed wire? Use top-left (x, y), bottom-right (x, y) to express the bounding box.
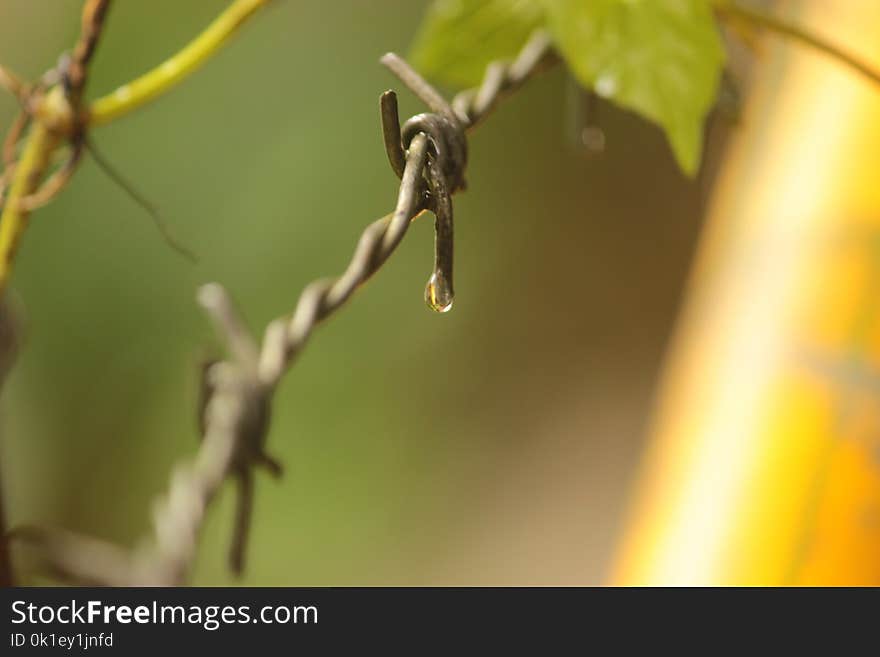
top-left (10, 31), bottom-right (557, 585)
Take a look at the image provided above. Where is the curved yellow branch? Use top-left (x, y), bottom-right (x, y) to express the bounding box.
top-left (713, 0), bottom-right (880, 89)
top-left (614, 2), bottom-right (880, 586)
top-left (87, 0), bottom-right (270, 127)
top-left (0, 122), bottom-right (59, 294)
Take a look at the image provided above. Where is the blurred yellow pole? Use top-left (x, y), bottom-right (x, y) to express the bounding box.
top-left (612, 3), bottom-right (880, 585)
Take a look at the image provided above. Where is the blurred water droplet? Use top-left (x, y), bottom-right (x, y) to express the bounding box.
top-left (565, 80), bottom-right (607, 157)
top-left (595, 74), bottom-right (617, 99)
top-left (581, 126), bottom-right (606, 154)
top-left (425, 271), bottom-right (453, 313)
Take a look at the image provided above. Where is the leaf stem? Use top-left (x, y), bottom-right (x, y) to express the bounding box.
top-left (713, 0), bottom-right (880, 88)
top-left (87, 0), bottom-right (270, 126)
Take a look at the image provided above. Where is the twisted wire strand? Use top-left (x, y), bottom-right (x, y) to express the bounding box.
top-left (11, 31), bottom-right (556, 585)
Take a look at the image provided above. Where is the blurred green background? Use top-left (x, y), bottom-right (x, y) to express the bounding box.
top-left (0, 0), bottom-right (719, 584)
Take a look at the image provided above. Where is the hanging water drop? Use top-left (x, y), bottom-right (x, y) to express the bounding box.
top-left (565, 81), bottom-right (606, 156)
top-left (425, 271), bottom-right (453, 313)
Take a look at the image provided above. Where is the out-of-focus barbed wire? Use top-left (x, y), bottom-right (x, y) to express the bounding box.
top-left (11, 31), bottom-right (557, 585)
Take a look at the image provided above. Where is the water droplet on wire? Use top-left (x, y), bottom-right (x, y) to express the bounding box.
top-left (425, 271), bottom-right (453, 313)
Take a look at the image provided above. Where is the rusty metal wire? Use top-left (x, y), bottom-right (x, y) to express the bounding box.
top-left (10, 31), bottom-right (556, 585)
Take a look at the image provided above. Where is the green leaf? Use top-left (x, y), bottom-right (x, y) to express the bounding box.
top-left (543, 0), bottom-right (725, 175)
top-left (409, 0), bottom-right (545, 87)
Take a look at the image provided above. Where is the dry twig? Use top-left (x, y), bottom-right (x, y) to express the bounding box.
top-left (0, 297), bottom-right (21, 587)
